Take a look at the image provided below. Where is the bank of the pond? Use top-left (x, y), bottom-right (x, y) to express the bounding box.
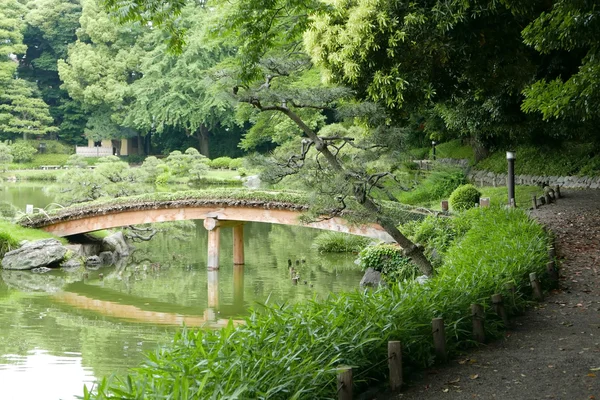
top-left (85, 206), bottom-right (550, 399)
top-left (0, 220), bottom-right (66, 257)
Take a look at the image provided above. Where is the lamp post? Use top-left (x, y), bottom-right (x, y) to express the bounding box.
top-left (506, 151), bottom-right (516, 207)
top-left (432, 140), bottom-right (437, 161)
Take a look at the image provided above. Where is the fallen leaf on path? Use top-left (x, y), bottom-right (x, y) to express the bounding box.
top-left (590, 367), bottom-right (600, 371)
top-left (587, 373), bottom-right (596, 377)
top-left (470, 374), bottom-right (479, 380)
top-left (442, 388), bottom-right (449, 393)
top-left (446, 377), bottom-right (461, 384)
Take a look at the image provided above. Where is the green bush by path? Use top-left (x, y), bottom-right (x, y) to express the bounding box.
top-left (312, 231), bottom-right (371, 253)
top-left (397, 168), bottom-right (467, 206)
top-left (449, 184), bottom-right (481, 211)
top-left (7, 154), bottom-right (71, 170)
top-left (209, 156), bottom-right (233, 169)
top-left (357, 243), bottom-right (420, 282)
top-left (84, 207), bottom-right (549, 400)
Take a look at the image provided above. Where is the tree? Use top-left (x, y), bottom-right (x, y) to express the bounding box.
top-left (20, 0), bottom-right (87, 144)
top-left (520, 0), bottom-right (600, 125)
top-left (124, 5), bottom-right (236, 157)
top-left (0, 0), bottom-right (27, 82)
top-left (100, 0), bottom-right (434, 275)
top-left (58, 0), bottom-right (145, 144)
top-left (0, 79), bottom-right (58, 140)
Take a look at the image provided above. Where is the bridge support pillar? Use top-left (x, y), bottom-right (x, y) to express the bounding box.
top-left (233, 264), bottom-right (244, 307)
top-left (233, 224), bottom-right (245, 265)
top-left (204, 217), bottom-right (221, 270)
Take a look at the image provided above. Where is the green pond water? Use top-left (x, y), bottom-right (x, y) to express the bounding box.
top-left (0, 183), bottom-right (364, 400)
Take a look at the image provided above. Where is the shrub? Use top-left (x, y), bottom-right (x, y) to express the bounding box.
top-left (449, 184), bottom-right (481, 211)
top-left (0, 142), bottom-right (13, 170)
top-left (312, 232), bottom-right (371, 253)
top-left (66, 154), bottom-right (88, 168)
top-left (10, 141), bottom-right (37, 163)
top-left (43, 140), bottom-right (73, 154)
top-left (398, 168), bottom-right (466, 205)
top-left (357, 243), bottom-right (420, 281)
top-left (210, 156), bottom-right (233, 169)
top-left (228, 157), bottom-right (244, 170)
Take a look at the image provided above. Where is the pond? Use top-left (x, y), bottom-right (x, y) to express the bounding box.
top-left (0, 183), bottom-right (364, 400)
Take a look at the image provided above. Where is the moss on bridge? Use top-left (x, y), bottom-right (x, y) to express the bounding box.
top-left (18, 188), bottom-right (429, 229)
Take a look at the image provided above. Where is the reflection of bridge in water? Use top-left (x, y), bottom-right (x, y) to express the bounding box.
top-left (53, 267), bottom-right (246, 328)
top-left (21, 191), bottom-right (395, 269)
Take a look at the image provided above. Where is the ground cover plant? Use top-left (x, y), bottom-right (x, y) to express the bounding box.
top-left (312, 231), bottom-right (371, 253)
top-left (475, 144), bottom-right (600, 177)
top-left (396, 168), bottom-right (466, 206)
top-left (83, 206), bottom-right (549, 399)
top-left (0, 220), bottom-right (65, 257)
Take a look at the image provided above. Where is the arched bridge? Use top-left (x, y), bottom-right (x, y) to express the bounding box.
top-left (20, 190), bottom-right (398, 269)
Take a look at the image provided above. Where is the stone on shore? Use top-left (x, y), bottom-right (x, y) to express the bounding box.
top-left (359, 267), bottom-right (384, 287)
top-left (102, 232), bottom-right (130, 256)
top-left (1, 238), bottom-right (67, 270)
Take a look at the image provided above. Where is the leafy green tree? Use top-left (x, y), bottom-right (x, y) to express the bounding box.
top-left (0, 0), bottom-right (27, 82)
top-left (58, 0), bottom-right (145, 144)
top-left (20, 0), bottom-right (87, 144)
top-left (124, 5), bottom-right (236, 157)
top-left (520, 0), bottom-right (600, 124)
top-left (100, 0), bottom-right (435, 275)
top-left (0, 79), bottom-right (58, 140)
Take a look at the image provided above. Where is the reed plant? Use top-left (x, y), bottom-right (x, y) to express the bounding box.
top-left (312, 231), bottom-right (371, 253)
top-left (86, 206), bottom-right (548, 399)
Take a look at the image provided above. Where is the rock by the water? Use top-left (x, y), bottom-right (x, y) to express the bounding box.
top-left (359, 267), bottom-right (384, 287)
top-left (243, 175), bottom-right (262, 189)
top-left (102, 232), bottom-right (129, 256)
top-left (99, 251), bottom-right (115, 265)
top-left (1, 238), bottom-right (67, 270)
top-left (31, 267), bottom-right (52, 273)
top-left (62, 258), bottom-right (83, 269)
top-left (85, 256), bottom-right (101, 268)
top-left (1, 270), bottom-right (67, 293)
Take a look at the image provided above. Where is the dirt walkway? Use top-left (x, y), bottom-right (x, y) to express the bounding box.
top-left (375, 189), bottom-right (600, 400)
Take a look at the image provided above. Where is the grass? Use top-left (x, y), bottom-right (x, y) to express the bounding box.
top-left (312, 231), bottom-right (372, 253)
top-left (475, 144), bottom-right (600, 176)
top-left (2, 169), bottom-right (61, 181)
top-left (7, 153), bottom-right (71, 170)
top-left (0, 219), bottom-right (66, 257)
top-left (396, 168), bottom-right (467, 207)
top-left (435, 139), bottom-right (475, 163)
top-left (478, 185), bottom-right (543, 208)
top-left (84, 206), bottom-right (549, 399)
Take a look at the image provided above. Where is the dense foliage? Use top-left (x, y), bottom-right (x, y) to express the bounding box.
top-left (448, 184), bottom-right (482, 211)
top-left (312, 231), bottom-right (371, 253)
top-left (357, 243), bottom-right (420, 282)
top-left (83, 206), bottom-right (549, 399)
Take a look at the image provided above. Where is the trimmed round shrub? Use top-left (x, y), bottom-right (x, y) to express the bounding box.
top-left (210, 156), bottom-right (233, 169)
top-left (449, 184), bottom-right (481, 211)
top-left (228, 158), bottom-right (244, 170)
top-left (357, 244), bottom-right (420, 282)
top-left (10, 141), bottom-right (37, 163)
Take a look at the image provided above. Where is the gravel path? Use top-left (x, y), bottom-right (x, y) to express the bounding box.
top-left (374, 189), bottom-right (600, 400)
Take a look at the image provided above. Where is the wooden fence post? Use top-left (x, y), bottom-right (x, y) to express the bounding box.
top-left (432, 318), bottom-right (447, 362)
top-left (531, 195), bottom-right (537, 209)
top-left (441, 200), bottom-right (449, 212)
top-left (388, 341), bottom-right (402, 391)
top-left (545, 193), bottom-right (552, 205)
top-left (555, 185), bottom-right (561, 198)
top-left (337, 367), bottom-right (353, 400)
top-left (546, 261), bottom-right (559, 288)
top-left (491, 294), bottom-right (510, 328)
top-left (529, 272), bottom-right (543, 301)
top-left (471, 304), bottom-right (485, 343)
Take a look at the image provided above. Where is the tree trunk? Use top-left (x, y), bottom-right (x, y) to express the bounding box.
top-left (197, 125), bottom-right (210, 158)
top-left (280, 107), bottom-right (434, 276)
